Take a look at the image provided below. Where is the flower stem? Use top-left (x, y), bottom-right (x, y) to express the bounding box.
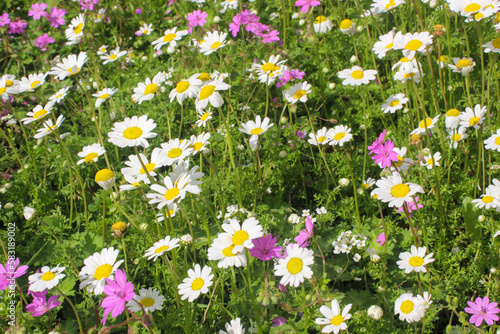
top-left (56, 286), bottom-right (84, 334)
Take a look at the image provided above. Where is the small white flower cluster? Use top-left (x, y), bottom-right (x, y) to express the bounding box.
top-left (216, 204), bottom-right (249, 220)
top-left (332, 231), bottom-right (367, 254)
top-left (288, 213), bottom-right (301, 224)
top-left (316, 206), bottom-right (327, 215)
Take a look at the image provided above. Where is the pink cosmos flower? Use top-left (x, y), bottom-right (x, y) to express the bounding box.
top-left (465, 296), bottom-right (500, 327)
top-left (101, 269), bottom-right (135, 326)
top-left (47, 7), bottom-right (66, 28)
top-left (28, 3), bottom-right (48, 20)
top-left (8, 19), bottom-right (27, 34)
top-left (295, 215), bottom-right (313, 247)
top-left (368, 130), bottom-right (387, 154)
top-left (372, 140), bottom-right (399, 168)
top-left (187, 10), bottom-right (208, 34)
top-left (34, 33), bottom-right (55, 51)
top-left (272, 316), bottom-right (287, 327)
top-left (294, 0), bottom-right (321, 13)
top-left (0, 258), bottom-right (28, 290)
top-left (26, 290), bottom-right (61, 317)
top-left (0, 13), bottom-right (11, 27)
top-left (397, 196), bottom-right (423, 214)
top-left (249, 234), bottom-right (283, 261)
top-left (376, 233), bottom-right (385, 246)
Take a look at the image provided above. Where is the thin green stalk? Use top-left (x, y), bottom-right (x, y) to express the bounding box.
top-left (344, 148), bottom-right (362, 226)
top-left (56, 287), bottom-right (84, 334)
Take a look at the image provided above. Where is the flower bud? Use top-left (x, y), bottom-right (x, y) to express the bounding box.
top-left (478, 215), bottom-right (485, 222)
top-left (213, 16), bottom-right (221, 23)
top-left (367, 305), bottom-right (383, 320)
top-left (329, 83), bottom-right (336, 90)
top-left (350, 55), bottom-right (358, 63)
top-left (339, 178), bottom-right (350, 187)
top-left (299, 19), bottom-right (306, 26)
top-left (322, 67), bottom-right (329, 73)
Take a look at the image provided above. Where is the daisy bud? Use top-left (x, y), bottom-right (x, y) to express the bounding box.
top-left (250, 9), bottom-right (258, 15)
top-left (356, 25), bottom-right (364, 32)
top-left (0, 188), bottom-right (5, 194)
top-left (111, 221), bottom-right (128, 237)
top-left (95, 168), bottom-right (116, 190)
top-left (23, 206), bottom-right (35, 220)
top-left (478, 215), bottom-right (485, 222)
top-left (491, 267), bottom-right (497, 274)
top-left (213, 16), bottom-right (220, 23)
top-left (357, 188), bottom-right (364, 195)
top-left (451, 246), bottom-right (460, 254)
top-left (367, 305), bottom-right (383, 320)
top-left (109, 111), bottom-right (116, 120)
top-left (4, 202), bottom-right (14, 209)
top-left (236, 144), bottom-right (244, 151)
top-left (180, 234), bottom-right (193, 245)
top-left (359, 124), bottom-right (366, 130)
top-left (141, 56), bottom-right (148, 61)
top-left (279, 151), bottom-right (287, 158)
top-left (377, 286), bottom-right (386, 293)
top-left (350, 55), bottom-right (358, 63)
top-left (430, 0), bottom-right (438, 7)
top-left (140, 223), bottom-right (149, 230)
top-left (280, 116), bottom-right (288, 124)
top-left (322, 67), bottom-right (329, 73)
top-left (328, 83), bottom-right (336, 89)
top-left (403, 107), bottom-right (410, 114)
top-left (292, 13), bottom-right (299, 19)
top-left (167, 46), bottom-right (176, 54)
top-left (4, 183), bottom-right (11, 189)
top-left (339, 178), bottom-right (350, 187)
top-left (299, 19), bottom-right (306, 26)
top-left (92, 81), bottom-right (98, 89)
top-left (447, 86), bottom-right (453, 91)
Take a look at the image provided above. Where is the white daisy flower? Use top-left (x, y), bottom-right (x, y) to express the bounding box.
top-left (313, 16), bottom-right (333, 34)
top-left (156, 203), bottom-right (179, 220)
top-left (207, 236), bottom-right (247, 268)
top-left (49, 86), bottom-right (70, 103)
top-left (0, 74), bottom-right (19, 99)
top-left (396, 245), bottom-right (435, 273)
top-left (390, 147), bottom-right (414, 171)
top-left (308, 127), bottom-right (331, 146)
top-left (119, 174), bottom-right (151, 192)
top-left (472, 193), bottom-right (500, 209)
top-left (420, 151), bottom-right (441, 169)
top-left (220, 318), bottom-right (246, 334)
top-left (199, 31), bottom-right (227, 55)
top-left (410, 115), bottom-right (440, 135)
top-left (371, 172), bottom-right (424, 208)
top-left (95, 8), bottom-right (106, 23)
top-left (195, 108), bottom-right (213, 127)
top-left (94, 168), bottom-right (116, 190)
top-left (190, 132), bottom-right (211, 154)
top-left (178, 264), bottom-right (214, 302)
top-left (394, 68), bottom-right (422, 83)
top-left (371, 0), bottom-right (405, 13)
top-left (339, 19), bottom-right (356, 35)
top-left (107, 115), bottom-right (157, 148)
top-left (131, 72), bottom-right (166, 104)
top-left (65, 14), bottom-right (85, 44)
top-left (327, 125), bottom-right (352, 147)
top-left (484, 129), bottom-right (500, 151)
top-left (77, 143), bottom-right (106, 165)
top-left (121, 148), bottom-right (167, 181)
top-left (127, 287), bottom-right (165, 313)
top-left (284, 81), bottom-right (312, 104)
top-left (239, 115), bottom-right (274, 146)
top-left (448, 127), bottom-right (468, 149)
top-left (28, 265), bottom-right (66, 292)
top-left (315, 299), bottom-right (352, 334)
top-left (483, 37), bottom-right (500, 53)
top-left (448, 57), bottom-right (476, 76)
top-left (218, 217), bottom-right (264, 254)
top-left (97, 45), bottom-right (108, 56)
top-left (417, 291), bottom-right (432, 310)
top-left (49, 52), bottom-right (88, 80)
top-left (459, 104), bottom-right (486, 130)
top-left (79, 247), bottom-right (124, 295)
top-left (160, 138), bottom-right (194, 166)
top-left (437, 55), bottom-right (450, 69)
top-left (194, 80), bottom-right (231, 109)
top-left (137, 23), bottom-right (154, 36)
top-left (21, 101), bottom-right (56, 124)
top-left (337, 66), bottom-right (377, 86)
top-left (394, 293), bottom-right (426, 323)
top-left (363, 178), bottom-right (376, 189)
top-left (18, 72), bottom-right (48, 93)
top-left (146, 175), bottom-right (190, 208)
top-left (445, 108), bottom-right (461, 129)
top-left (274, 243), bottom-right (314, 287)
top-left (143, 236), bottom-right (180, 261)
top-left (152, 27), bottom-right (189, 50)
top-left (93, 87), bottom-right (118, 108)
top-left (101, 47), bottom-right (127, 65)
top-left (34, 115), bottom-right (64, 139)
top-left (252, 55), bottom-right (288, 85)
top-left (373, 30), bottom-right (401, 59)
top-left (168, 160), bottom-right (204, 195)
top-left (381, 93), bottom-right (408, 114)
top-left (169, 74), bottom-right (202, 105)
top-left (393, 31), bottom-right (433, 60)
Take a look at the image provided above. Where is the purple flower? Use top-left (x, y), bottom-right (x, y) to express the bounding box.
top-left (465, 296), bottom-right (500, 327)
top-left (372, 140), bottom-right (398, 168)
top-left (135, 8), bottom-right (142, 14)
top-left (8, 19), bottom-right (27, 34)
top-left (368, 130), bottom-right (387, 154)
top-left (101, 269), bottom-right (135, 326)
top-left (47, 7), bottom-right (66, 28)
top-left (294, 215), bottom-right (313, 247)
top-left (277, 69), bottom-right (305, 87)
top-left (0, 13), bottom-right (11, 27)
top-left (229, 14), bottom-right (242, 37)
top-left (376, 233), bottom-right (385, 246)
top-left (272, 316), bottom-right (287, 327)
top-left (278, 283), bottom-right (288, 294)
top-left (80, 0), bottom-right (99, 11)
top-left (34, 33), bottom-right (55, 51)
top-left (28, 3), bottom-right (48, 20)
top-left (0, 258), bottom-right (28, 290)
top-left (187, 10), bottom-right (208, 34)
top-left (295, 130), bottom-right (307, 139)
top-left (294, 0), bottom-right (321, 13)
top-left (26, 290), bottom-right (61, 317)
top-left (258, 27), bottom-right (280, 43)
top-left (397, 196), bottom-right (423, 214)
top-left (249, 235), bottom-right (283, 261)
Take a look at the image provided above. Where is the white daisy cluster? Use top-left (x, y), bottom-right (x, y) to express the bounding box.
top-left (252, 55), bottom-right (287, 86)
top-left (307, 125), bottom-right (353, 147)
top-left (447, 0), bottom-right (500, 21)
top-left (443, 104), bottom-right (486, 149)
top-left (395, 292), bottom-right (432, 323)
top-left (216, 204), bottom-right (250, 219)
top-left (472, 179), bottom-right (500, 210)
top-left (332, 231), bottom-right (367, 254)
top-left (288, 213), bottom-right (301, 224)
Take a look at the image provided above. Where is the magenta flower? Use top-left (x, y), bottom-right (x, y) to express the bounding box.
top-left (258, 26), bottom-right (280, 43)
top-left (372, 140), bottom-right (399, 168)
top-left (376, 232), bottom-right (385, 246)
top-left (0, 258), bottom-right (28, 290)
top-left (8, 19), bottom-right (27, 34)
top-left (187, 10), bottom-right (208, 33)
top-left (80, 0), bottom-right (99, 11)
top-left (249, 234), bottom-right (283, 261)
top-left (277, 69), bottom-right (305, 87)
top-left (101, 269), bottom-right (135, 326)
top-left (229, 15), bottom-right (242, 37)
top-left (34, 33), bottom-right (55, 51)
top-left (0, 13), bottom-right (11, 27)
top-left (278, 283), bottom-right (288, 294)
top-left (135, 8), bottom-right (142, 14)
top-left (295, 215), bottom-right (313, 247)
top-left (465, 296), bottom-right (500, 327)
top-left (28, 3), bottom-right (48, 20)
top-left (26, 290), bottom-right (61, 317)
top-left (47, 7), bottom-right (66, 28)
top-left (368, 130), bottom-right (387, 154)
top-left (272, 316), bottom-right (287, 327)
top-left (294, 0), bottom-right (321, 13)
top-left (397, 196), bottom-right (423, 214)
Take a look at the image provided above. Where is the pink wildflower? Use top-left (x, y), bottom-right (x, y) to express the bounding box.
top-left (277, 69), bottom-right (305, 87)
top-left (249, 234), bottom-right (283, 261)
top-left (465, 296), bottom-right (500, 327)
top-left (135, 8), bottom-right (142, 14)
top-left (272, 316), bottom-right (287, 327)
top-left (26, 290), bottom-right (61, 317)
top-left (8, 19), bottom-right (27, 34)
top-left (368, 130), bottom-right (387, 154)
top-left (372, 140), bottom-right (399, 168)
top-left (0, 258), bottom-right (28, 290)
top-left (34, 33), bottom-right (55, 51)
top-left (294, 0), bottom-right (321, 13)
top-left (80, 0), bottom-right (99, 11)
top-left (294, 215), bottom-right (313, 247)
top-left (187, 10), bottom-right (208, 34)
top-left (0, 13), bottom-right (11, 27)
top-left (47, 7), bottom-right (66, 28)
top-left (397, 196), bottom-right (423, 214)
top-left (28, 3), bottom-right (48, 20)
top-left (376, 233), bottom-right (385, 246)
top-left (101, 269), bottom-right (135, 326)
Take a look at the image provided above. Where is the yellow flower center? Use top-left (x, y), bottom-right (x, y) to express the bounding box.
top-left (144, 83), bottom-right (158, 95)
top-left (286, 257), bottom-right (303, 274)
top-left (390, 184), bottom-right (410, 198)
top-left (331, 314), bottom-right (344, 326)
top-left (340, 19), bottom-right (353, 30)
top-left (198, 73), bottom-right (211, 81)
top-left (193, 142), bottom-right (203, 151)
top-left (427, 158), bottom-right (434, 165)
top-left (419, 118), bottom-right (433, 128)
top-left (409, 256), bottom-right (424, 267)
top-left (495, 137), bottom-right (500, 145)
top-left (42, 271), bottom-right (56, 281)
top-left (351, 70), bottom-right (364, 79)
top-left (191, 277), bottom-right (205, 291)
top-left (400, 300), bottom-right (414, 314)
top-left (405, 39), bottom-right (423, 51)
top-left (294, 89), bottom-right (307, 100)
top-left (464, 3), bottom-right (481, 13)
top-left (222, 245), bottom-right (236, 257)
top-left (446, 108), bottom-right (460, 117)
top-left (168, 148), bottom-right (183, 158)
top-left (393, 156), bottom-right (404, 167)
top-left (123, 126), bottom-right (143, 139)
top-left (0, 87), bottom-right (6, 94)
top-left (492, 38), bottom-right (500, 49)
top-left (475, 12), bottom-right (484, 20)
top-left (30, 80), bottom-right (41, 89)
top-left (390, 100), bottom-right (399, 107)
top-left (94, 264), bottom-right (113, 280)
top-left (68, 67), bottom-right (80, 75)
top-left (483, 196), bottom-right (494, 203)
top-left (469, 116), bottom-right (480, 126)
top-left (315, 16), bottom-right (327, 23)
top-left (262, 63), bottom-right (280, 73)
top-left (201, 112), bottom-right (210, 121)
top-left (100, 94), bottom-right (110, 100)
top-left (140, 163), bottom-right (156, 174)
top-left (250, 128), bottom-right (263, 135)
top-left (140, 297), bottom-right (155, 307)
top-left (154, 245), bottom-right (170, 253)
top-left (456, 59), bottom-right (473, 69)
top-left (45, 124), bottom-right (58, 133)
top-left (163, 33), bottom-right (176, 42)
top-left (318, 136), bottom-right (327, 143)
top-left (84, 152), bottom-right (98, 163)
top-left (404, 73), bottom-right (416, 79)
top-left (112, 221), bottom-right (127, 231)
top-left (95, 169), bottom-right (115, 182)
top-left (385, 42), bottom-right (394, 49)
top-left (232, 230), bottom-right (249, 246)
top-left (334, 133), bottom-right (345, 141)
top-left (5, 80), bottom-right (13, 87)
top-left (400, 57), bottom-right (410, 62)
top-left (385, 0), bottom-right (396, 9)
top-left (199, 85), bottom-right (215, 100)
top-left (211, 41), bottom-right (222, 50)
top-left (452, 133), bottom-right (462, 141)
top-left (176, 81), bottom-right (190, 93)
top-left (74, 23), bottom-right (83, 34)
top-left (132, 182), bottom-right (141, 187)
top-left (110, 54), bottom-right (117, 60)
top-left (164, 187), bottom-right (180, 201)
top-left (33, 109), bottom-right (48, 120)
